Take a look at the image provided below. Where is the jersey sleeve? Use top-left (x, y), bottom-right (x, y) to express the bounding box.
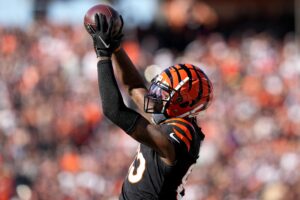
top-left (160, 118), bottom-right (196, 154)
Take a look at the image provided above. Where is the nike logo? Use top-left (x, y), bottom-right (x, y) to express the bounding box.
top-left (98, 35), bottom-right (110, 48)
top-left (169, 133), bottom-right (180, 143)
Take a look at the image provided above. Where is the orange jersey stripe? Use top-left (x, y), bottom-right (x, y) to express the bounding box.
top-left (168, 122), bottom-right (192, 140)
top-left (173, 128), bottom-right (190, 151)
top-left (170, 118), bottom-right (194, 129)
top-left (164, 118), bottom-right (195, 131)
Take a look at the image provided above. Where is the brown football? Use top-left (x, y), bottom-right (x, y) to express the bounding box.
top-left (84, 4), bottom-right (122, 36)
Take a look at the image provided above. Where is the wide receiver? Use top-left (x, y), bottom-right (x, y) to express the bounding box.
top-left (86, 13), bottom-right (213, 200)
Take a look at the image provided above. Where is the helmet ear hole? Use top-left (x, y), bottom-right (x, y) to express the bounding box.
top-left (176, 96), bottom-right (183, 103)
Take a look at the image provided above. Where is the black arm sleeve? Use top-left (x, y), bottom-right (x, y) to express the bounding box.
top-left (97, 59), bottom-right (140, 134)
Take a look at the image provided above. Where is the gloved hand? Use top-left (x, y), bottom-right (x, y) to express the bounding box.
top-left (87, 13), bottom-right (123, 58)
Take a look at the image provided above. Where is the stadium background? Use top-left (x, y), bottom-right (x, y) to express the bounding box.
top-left (0, 0), bottom-right (299, 199)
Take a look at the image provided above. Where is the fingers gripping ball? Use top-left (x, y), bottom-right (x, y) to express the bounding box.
top-left (84, 4), bottom-right (122, 37)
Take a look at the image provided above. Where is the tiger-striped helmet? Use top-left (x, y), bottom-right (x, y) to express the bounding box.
top-left (144, 64), bottom-right (213, 118)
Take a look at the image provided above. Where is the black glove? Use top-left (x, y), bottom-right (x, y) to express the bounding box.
top-left (87, 13), bottom-right (123, 57)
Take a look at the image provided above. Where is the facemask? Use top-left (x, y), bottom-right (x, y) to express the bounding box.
top-left (151, 113), bottom-right (167, 124)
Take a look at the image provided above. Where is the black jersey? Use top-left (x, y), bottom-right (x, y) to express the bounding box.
top-left (119, 117), bottom-right (205, 200)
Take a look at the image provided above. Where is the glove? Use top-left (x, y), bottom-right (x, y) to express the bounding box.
top-left (87, 13), bottom-right (123, 58)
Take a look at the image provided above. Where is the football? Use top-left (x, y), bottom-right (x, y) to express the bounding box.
top-left (84, 4), bottom-right (122, 36)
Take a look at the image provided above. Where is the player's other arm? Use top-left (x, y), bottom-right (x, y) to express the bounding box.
top-left (112, 46), bottom-right (149, 119)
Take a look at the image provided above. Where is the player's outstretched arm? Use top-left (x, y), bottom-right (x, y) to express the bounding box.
top-left (112, 49), bottom-right (148, 117)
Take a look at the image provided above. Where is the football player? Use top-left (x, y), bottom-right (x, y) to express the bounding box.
top-left (86, 13), bottom-right (213, 200)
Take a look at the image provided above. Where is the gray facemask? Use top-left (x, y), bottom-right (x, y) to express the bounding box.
top-left (151, 113), bottom-right (167, 124)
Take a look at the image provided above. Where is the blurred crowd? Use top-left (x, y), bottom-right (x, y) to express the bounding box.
top-left (1, 12), bottom-right (300, 200)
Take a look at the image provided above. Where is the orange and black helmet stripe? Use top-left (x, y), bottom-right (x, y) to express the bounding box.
top-left (178, 64), bottom-right (193, 91)
top-left (188, 64), bottom-right (202, 107)
top-left (171, 65), bottom-right (181, 88)
top-left (162, 69), bottom-right (173, 87)
top-left (187, 64), bottom-right (212, 109)
top-left (197, 68), bottom-right (212, 109)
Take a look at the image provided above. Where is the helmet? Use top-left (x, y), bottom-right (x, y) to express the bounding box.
top-left (144, 64), bottom-right (213, 119)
